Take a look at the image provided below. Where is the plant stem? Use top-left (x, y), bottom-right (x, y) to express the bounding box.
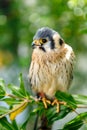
top-left (37, 115), bottom-right (52, 130)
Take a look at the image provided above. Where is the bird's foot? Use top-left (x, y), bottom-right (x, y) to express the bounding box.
top-left (52, 99), bottom-right (66, 113)
top-left (42, 97), bottom-right (51, 109)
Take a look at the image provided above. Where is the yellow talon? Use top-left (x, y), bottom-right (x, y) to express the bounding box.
top-left (52, 99), bottom-right (60, 112)
top-left (42, 97), bottom-right (51, 108)
top-left (41, 97), bottom-right (66, 113)
top-left (52, 99), bottom-right (66, 113)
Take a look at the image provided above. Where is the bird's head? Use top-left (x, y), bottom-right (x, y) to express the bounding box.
top-left (32, 27), bottom-right (64, 52)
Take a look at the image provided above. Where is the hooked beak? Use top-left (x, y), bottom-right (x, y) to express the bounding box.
top-left (32, 42), bottom-right (36, 49)
top-left (31, 41), bottom-right (46, 52)
top-left (32, 40), bottom-right (42, 49)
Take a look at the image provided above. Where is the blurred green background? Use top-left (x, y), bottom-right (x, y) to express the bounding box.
top-left (0, 0), bottom-right (87, 129)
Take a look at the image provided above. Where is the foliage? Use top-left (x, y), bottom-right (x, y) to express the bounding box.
top-left (0, 0), bottom-right (87, 129)
top-left (0, 74), bottom-right (87, 130)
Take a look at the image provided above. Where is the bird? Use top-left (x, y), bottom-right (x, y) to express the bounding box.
top-left (29, 27), bottom-right (75, 112)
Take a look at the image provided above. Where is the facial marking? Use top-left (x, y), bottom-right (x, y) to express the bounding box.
top-left (33, 38), bottom-right (48, 46)
top-left (59, 38), bottom-right (64, 46)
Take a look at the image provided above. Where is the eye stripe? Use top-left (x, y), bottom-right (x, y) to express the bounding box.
top-left (50, 37), bottom-right (55, 49)
top-left (59, 38), bottom-right (64, 45)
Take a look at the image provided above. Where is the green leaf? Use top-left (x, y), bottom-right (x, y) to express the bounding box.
top-left (0, 79), bottom-right (6, 98)
top-left (12, 120), bottom-right (19, 130)
top-left (0, 106), bottom-right (9, 115)
top-left (30, 102), bottom-right (44, 117)
top-left (55, 91), bottom-right (77, 109)
top-left (2, 98), bottom-right (21, 105)
top-left (19, 73), bottom-right (28, 97)
top-left (31, 101), bottom-right (71, 126)
top-left (8, 84), bottom-right (24, 98)
top-left (46, 105), bottom-right (71, 125)
top-left (0, 79), bottom-right (5, 88)
top-left (0, 117), bottom-right (15, 130)
top-left (8, 74), bottom-right (29, 98)
top-left (73, 94), bottom-right (87, 105)
top-left (20, 120), bottom-right (28, 130)
top-left (63, 112), bottom-right (87, 130)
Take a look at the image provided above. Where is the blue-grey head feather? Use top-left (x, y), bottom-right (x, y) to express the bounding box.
top-left (33, 27), bottom-right (57, 40)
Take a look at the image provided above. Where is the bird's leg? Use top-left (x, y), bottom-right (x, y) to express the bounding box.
top-left (52, 99), bottom-right (60, 112)
top-left (42, 97), bottom-right (51, 109)
top-left (37, 92), bottom-right (51, 109)
top-left (52, 99), bottom-right (66, 113)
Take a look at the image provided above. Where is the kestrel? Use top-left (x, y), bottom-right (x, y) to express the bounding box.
top-left (29, 27), bottom-right (75, 110)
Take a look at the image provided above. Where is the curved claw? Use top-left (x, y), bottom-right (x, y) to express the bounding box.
top-left (42, 97), bottom-right (51, 108)
top-left (52, 99), bottom-right (66, 113)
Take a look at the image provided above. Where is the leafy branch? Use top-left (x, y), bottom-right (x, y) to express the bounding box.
top-left (0, 74), bottom-right (87, 130)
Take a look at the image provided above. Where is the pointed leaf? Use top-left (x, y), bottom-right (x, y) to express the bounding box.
top-left (46, 105), bottom-right (71, 125)
top-left (12, 120), bottom-right (19, 130)
top-left (0, 79), bottom-right (6, 98)
top-left (63, 112), bottom-right (87, 130)
top-left (19, 73), bottom-right (28, 97)
top-left (8, 84), bottom-right (24, 98)
top-left (0, 106), bottom-right (9, 115)
top-left (55, 91), bottom-right (77, 109)
top-left (73, 94), bottom-right (87, 105)
top-left (2, 98), bottom-right (21, 105)
top-left (0, 117), bottom-right (15, 130)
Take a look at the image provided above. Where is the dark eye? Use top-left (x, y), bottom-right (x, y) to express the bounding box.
top-left (42, 39), bottom-right (47, 43)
